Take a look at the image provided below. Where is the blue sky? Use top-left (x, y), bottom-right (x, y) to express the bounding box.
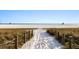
top-left (0, 10), bottom-right (79, 23)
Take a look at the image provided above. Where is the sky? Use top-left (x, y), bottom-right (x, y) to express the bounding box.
top-left (0, 10), bottom-right (79, 23)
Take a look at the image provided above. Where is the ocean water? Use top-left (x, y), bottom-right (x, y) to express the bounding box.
top-left (21, 29), bottom-right (63, 49)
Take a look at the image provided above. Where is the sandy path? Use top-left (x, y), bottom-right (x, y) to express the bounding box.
top-left (21, 29), bottom-right (63, 49)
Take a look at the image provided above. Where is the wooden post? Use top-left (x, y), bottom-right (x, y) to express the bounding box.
top-left (24, 32), bottom-right (26, 43)
top-left (24, 30), bottom-right (30, 42)
top-left (24, 29), bottom-right (33, 43)
top-left (15, 33), bottom-right (18, 49)
top-left (29, 29), bottom-right (32, 39)
top-left (29, 29), bottom-right (33, 39)
top-left (27, 30), bottom-right (30, 40)
top-left (62, 34), bottom-right (65, 45)
top-left (29, 30), bottom-right (31, 39)
top-left (31, 29), bottom-right (33, 37)
top-left (69, 38), bottom-right (71, 49)
top-left (57, 32), bottom-right (59, 38)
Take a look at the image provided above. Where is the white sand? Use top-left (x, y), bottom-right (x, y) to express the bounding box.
top-left (0, 24), bottom-right (79, 28)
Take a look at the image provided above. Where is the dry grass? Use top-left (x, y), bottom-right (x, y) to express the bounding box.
top-left (0, 28), bottom-right (33, 49)
top-left (0, 28), bottom-right (79, 49)
top-left (47, 28), bottom-right (79, 49)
